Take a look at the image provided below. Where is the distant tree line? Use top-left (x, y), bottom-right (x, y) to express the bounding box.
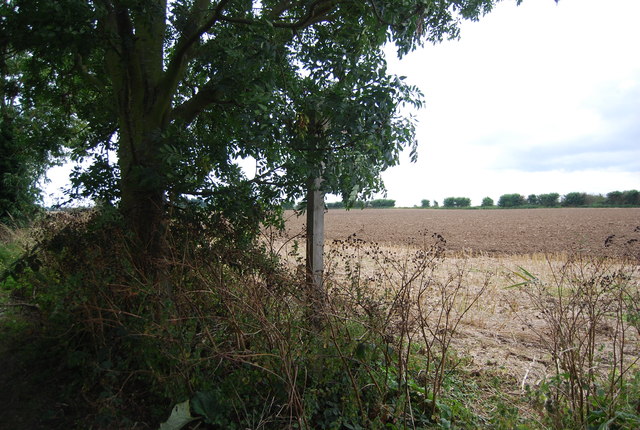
top-left (443, 197), bottom-right (471, 208)
top-left (495, 192), bottom-right (565, 207)
top-left (495, 190), bottom-right (640, 208)
top-left (285, 190), bottom-right (640, 211)
top-left (325, 199), bottom-right (396, 209)
top-left (416, 190), bottom-right (640, 209)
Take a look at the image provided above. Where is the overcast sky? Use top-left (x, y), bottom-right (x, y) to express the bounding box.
top-left (44, 0), bottom-right (639, 207)
top-left (377, 0), bottom-right (640, 207)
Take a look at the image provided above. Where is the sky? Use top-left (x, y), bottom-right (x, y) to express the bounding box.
top-left (376, 0), bottom-right (640, 207)
top-left (43, 0), bottom-right (639, 207)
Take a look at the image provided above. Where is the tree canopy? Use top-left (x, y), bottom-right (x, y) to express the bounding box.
top-left (3, 0), bottom-right (504, 270)
top-left (0, 40), bottom-right (70, 223)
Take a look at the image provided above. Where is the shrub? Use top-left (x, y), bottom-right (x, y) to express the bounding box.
top-left (1, 208), bottom-right (303, 427)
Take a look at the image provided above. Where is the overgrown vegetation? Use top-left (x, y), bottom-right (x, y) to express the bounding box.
top-left (3, 212), bottom-right (639, 428)
top-left (7, 221), bottom-right (447, 427)
top-left (0, 212), bottom-right (496, 428)
top-left (509, 247), bottom-right (640, 429)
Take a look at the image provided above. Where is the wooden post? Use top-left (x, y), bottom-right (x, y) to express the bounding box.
top-left (306, 175), bottom-right (325, 319)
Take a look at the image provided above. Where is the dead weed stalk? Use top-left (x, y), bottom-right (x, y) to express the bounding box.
top-left (320, 231), bottom-right (490, 422)
top-left (509, 251), bottom-right (640, 429)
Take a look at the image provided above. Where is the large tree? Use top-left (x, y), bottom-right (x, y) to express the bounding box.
top-left (4, 0), bottom-right (501, 278)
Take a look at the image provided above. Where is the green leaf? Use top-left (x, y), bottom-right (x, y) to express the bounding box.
top-left (191, 390), bottom-right (229, 425)
top-left (506, 266), bottom-right (538, 288)
top-left (158, 400), bottom-right (198, 430)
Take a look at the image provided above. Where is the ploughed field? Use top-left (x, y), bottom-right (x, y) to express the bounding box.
top-left (285, 207), bottom-right (640, 257)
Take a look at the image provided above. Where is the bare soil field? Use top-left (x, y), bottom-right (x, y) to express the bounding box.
top-left (284, 207), bottom-right (640, 257)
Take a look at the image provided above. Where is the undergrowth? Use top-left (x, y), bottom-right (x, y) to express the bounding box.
top-left (1, 210), bottom-right (637, 429)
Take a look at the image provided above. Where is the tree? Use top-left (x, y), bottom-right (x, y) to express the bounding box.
top-left (481, 197), bottom-right (494, 207)
top-left (562, 192), bottom-right (587, 207)
top-left (5, 0), bottom-right (501, 283)
top-left (605, 190), bottom-right (640, 206)
top-left (527, 194), bottom-right (538, 205)
top-left (0, 35), bottom-right (70, 224)
top-left (368, 199), bottom-right (395, 208)
top-left (606, 191), bottom-right (623, 205)
top-left (443, 197), bottom-right (471, 208)
top-left (538, 193), bottom-right (559, 207)
top-left (421, 199), bottom-right (431, 208)
top-left (621, 190), bottom-right (640, 205)
top-left (498, 193), bottom-right (525, 208)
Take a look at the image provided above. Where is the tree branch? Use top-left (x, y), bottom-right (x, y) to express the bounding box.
top-left (170, 83), bottom-right (238, 125)
top-left (220, 0), bottom-right (339, 30)
top-left (268, 0), bottom-right (293, 20)
top-left (367, 0), bottom-right (392, 26)
top-left (74, 53), bottom-right (107, 92)
top-left (203, 162), bottom-right (293, 193)
top-left (160, 0), bottom-right (231, 111)
top-left (166, 0), bottom-right (340, 125)
top-left (276, 0), bottom-right (338, 29)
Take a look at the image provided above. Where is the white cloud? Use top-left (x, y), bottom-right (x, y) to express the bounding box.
top-left (382, 0), bottom-right (640, 207)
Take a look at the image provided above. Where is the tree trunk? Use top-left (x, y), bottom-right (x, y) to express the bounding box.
top-left (117, 121), bottom-right (171, 296)
top-left (119, 164), bottom-right (168, 282)
top-left (102, 1), bottom-right (172, 293)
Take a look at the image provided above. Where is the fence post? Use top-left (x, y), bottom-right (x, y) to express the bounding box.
top-left (306, 174), bottom-right (325, 321)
